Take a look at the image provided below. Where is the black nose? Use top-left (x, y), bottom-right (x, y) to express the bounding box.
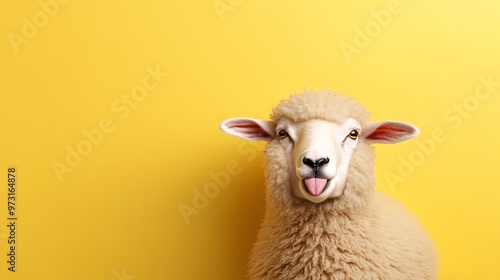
top-left (303, 157), bottom-right (330, 171)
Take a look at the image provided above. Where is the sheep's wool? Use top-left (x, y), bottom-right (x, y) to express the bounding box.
top-left (248, 91), bottom-right (437, 279)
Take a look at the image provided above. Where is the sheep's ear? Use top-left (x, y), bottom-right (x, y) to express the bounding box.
top-left (363, 121), bottom-right (419, 144)
top-left (220, 118), bottom-right (276, 141)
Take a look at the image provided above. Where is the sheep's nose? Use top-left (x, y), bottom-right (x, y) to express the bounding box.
top-left (303, 157), bottom-right (330, 171)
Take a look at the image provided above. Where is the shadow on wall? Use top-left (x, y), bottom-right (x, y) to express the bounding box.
top-left (220, 163), bottom-right (266, 276)
top-left (178, 140), bottom-right (267, 278)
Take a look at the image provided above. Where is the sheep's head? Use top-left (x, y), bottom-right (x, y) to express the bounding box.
top-left (220, 91), bottom-right (418, 204)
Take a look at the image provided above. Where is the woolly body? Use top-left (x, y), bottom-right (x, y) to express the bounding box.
top-left (223, 91), bottom-right (437, 279)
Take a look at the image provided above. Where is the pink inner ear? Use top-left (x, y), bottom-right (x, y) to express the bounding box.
top-left (228, 123), bottom-right (271, 139)
top-left (366, 123), bottom-right (414, 142)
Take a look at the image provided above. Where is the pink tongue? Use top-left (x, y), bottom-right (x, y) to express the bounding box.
top-left (304, 178), bottom-right (327, 196)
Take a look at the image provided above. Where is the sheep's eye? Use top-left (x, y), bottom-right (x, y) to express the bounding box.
top-left (277, 129), bottom-right (289, 140)
top-left (348, 130), bottom-right (359, 140)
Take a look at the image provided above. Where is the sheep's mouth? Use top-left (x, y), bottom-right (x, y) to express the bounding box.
top-left (303, 178), bottom-right (329, 196)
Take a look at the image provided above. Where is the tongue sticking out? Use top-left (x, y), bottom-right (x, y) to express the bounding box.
top-left (304, 178), bottom-right (328, 196)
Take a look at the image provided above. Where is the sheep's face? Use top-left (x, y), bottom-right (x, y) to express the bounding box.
top-left (275, 117), bottom-right (360, 203)
top-left (220, 115), bottom-right (418, 204)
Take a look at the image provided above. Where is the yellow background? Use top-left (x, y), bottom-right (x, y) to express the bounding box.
top-left (1, 0), bottom-right (499, 279)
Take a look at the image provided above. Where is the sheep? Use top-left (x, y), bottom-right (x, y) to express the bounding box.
top-left (219, 90), bottom-right (438, 280)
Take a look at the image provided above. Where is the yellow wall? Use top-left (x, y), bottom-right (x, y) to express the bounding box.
top-left (1, 0), bottom-right (499, 279)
